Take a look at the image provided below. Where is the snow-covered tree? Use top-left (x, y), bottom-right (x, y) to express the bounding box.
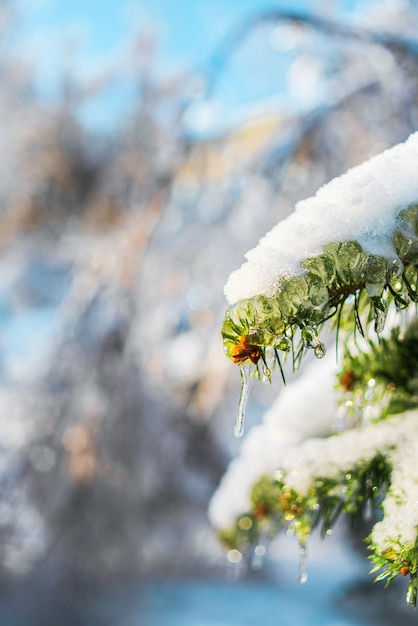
top-left (210, 132), bottom-right (418, 608)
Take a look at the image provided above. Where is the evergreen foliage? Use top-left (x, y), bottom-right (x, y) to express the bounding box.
top-left (217, 148), bottom-right (418, 608)
top-left (222, 204), bottom-right (418, 383)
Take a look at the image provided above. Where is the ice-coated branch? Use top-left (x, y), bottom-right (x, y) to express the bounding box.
top-left (222, 133), bottom-right (418, 385)
top-left (212, 314), bottom-right (418, 533)
top-left (214, 133), bottom-right (418, 608)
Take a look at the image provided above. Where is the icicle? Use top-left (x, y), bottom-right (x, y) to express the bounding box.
top-left (261, 364), bottom-right (271, 384)
top-left (301, 325), bottom-right (326, 359)
top-left (275, 335), bottom-right (291, 352)
top-left (301, 325), bottom-right (319, 349)
top-left (261, 347), bottom-right (273, 384)
top-left (372, 297), bottom-right (388, 333)
top-left (406, 573), bottom-right (417, 608)
top-left (234, 364), bottom-right (255, 437)
top-left (298, 542), bottom-right (308, 584)
top-left (363, 497), bottom-right (373, 521)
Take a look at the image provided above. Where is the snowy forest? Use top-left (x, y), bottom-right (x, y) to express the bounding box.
top-left (2, 0), bottom-right (418, 624)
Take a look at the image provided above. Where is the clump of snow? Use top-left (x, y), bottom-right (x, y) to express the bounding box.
top-left (208, 351), bottom-right (339, 529)
top-left (211, 367), bottom-right (418, 553)
top-left (278, 410), bottom-right (418, 554)
top-left (371, 430), bottom-right (418, 553)
top-left (225, 132), bottom-right (418, 303)
top-left (278, 414), bottom-right (394, 494)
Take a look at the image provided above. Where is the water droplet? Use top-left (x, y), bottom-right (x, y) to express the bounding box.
top-left (313, 342), bottom-right (326, 359)
top-left (238, 515), bottom-right (253, 531)
top-left (234, 364), bottom-right (255, 437)
top-left (226, 549), bottom-right (243, 564)
top-left (301, 325), bottom-right (320, 349)
top-left (262, 364), bottom-right (272, 384)
top-left (372, 297), bottom-right (388, 333)
top-left (275, 335), bottom-right (291, 352)
top-left (251, 543), bottom-right (267, 571)
top-left (298, 542), bottom-right (308, 584)
top-left (394, 292), bottom-right (409, 310)
top-left (273, 469), bottom-right (284, 481)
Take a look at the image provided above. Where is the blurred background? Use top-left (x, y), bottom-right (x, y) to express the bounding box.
top-left (1, 0), bottom-right (418, 624)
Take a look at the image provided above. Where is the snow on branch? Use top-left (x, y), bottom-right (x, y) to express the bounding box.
top-left (212, 323), bottom-right (418, 605)
top-left (226, 132), bottom-right (418, 302)
top-left (214, 132), bottom-right (418, 608)
top-left (212, 403), bottom-right (418, 604)
top-left (209, 351), bottom-right (339, 530)
top-left (222, 132), bottom-right (418, 405)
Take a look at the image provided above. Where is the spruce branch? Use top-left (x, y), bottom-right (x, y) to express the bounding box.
top-left (215, 134), bottom-right (418, 608)
top-left (222, 217), bottom-right (417, 382)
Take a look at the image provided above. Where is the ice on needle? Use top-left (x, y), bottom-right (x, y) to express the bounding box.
top-left (225, 132), bottom-right (418, 304)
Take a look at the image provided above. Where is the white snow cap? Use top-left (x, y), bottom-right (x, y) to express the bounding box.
top-left (225, 132), bottom-right (418, 304)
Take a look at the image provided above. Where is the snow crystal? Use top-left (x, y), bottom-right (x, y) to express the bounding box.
top-left (225, 132), bottom-right (418, 303)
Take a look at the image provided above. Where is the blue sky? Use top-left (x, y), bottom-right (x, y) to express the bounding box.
top-left (14, 0), bottom-right (376, 133)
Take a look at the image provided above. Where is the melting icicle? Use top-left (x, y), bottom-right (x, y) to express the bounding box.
top-left (234, 364), bottom-right (255, 437)
top-left (363, 497), bottom-right (373, 522)
top-left (406, 573), bottom-right (417, 607)
top-left (301, 325), bottom-right (326, 359)
top-left (261, 364), bottom-right (271, 384)
top-left (298, 542), bottom-right (308, 584)
top-left (261, 348), bottom-right (273, 384)
top-left (372, 297), bottom-right (388, 333)
top-left (301, 325), bottom-right (319, 349)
